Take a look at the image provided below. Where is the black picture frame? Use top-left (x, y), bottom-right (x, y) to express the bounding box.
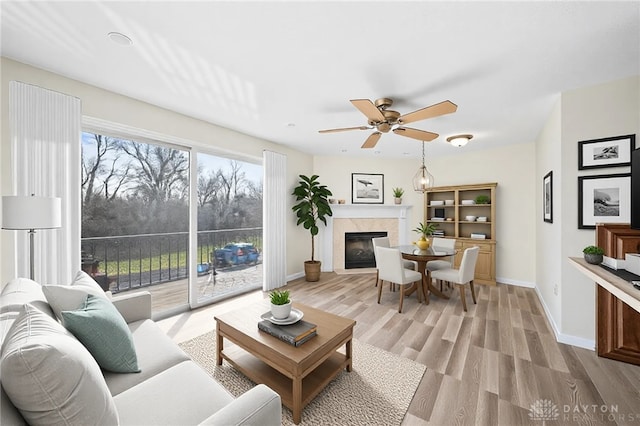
top-left (543, 171), bottom-right (553, 223)
top-left (578, 173), bottom-right (631, 229)
top-left (351, 173), bottom-right (384, 204)
top-left (578, 134), bottom-right (636, 170)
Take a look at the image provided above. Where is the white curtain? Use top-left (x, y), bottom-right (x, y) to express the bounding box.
top-left (9, 81), bottom-right (81, 284)
top-left (262, 150), bottom-right (287, 291)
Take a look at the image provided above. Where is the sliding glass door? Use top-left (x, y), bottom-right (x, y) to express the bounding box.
top-left (81, 131), bottom-right (190, 317)
top-left (194, 153), bottom-right (263, 306)
top-left (81, 130), bottom-right (264, 315)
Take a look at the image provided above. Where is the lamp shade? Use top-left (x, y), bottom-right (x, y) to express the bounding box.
top-left (2, 196), bottom-right (62, 230)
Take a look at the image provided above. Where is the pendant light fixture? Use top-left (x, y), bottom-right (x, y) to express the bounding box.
top-left (413, 141), bottom-right (434, 193)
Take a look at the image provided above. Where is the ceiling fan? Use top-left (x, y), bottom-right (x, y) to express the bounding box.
top-left (319, 98), bottom-right (457, 149)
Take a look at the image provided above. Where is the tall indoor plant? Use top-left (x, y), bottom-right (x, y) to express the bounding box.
top-left (292, 174), bottom-right (333, 281)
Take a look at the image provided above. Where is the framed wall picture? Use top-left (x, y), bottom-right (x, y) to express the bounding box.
top-left (578, 173), bottom-right (631, 229)
top-left (351, 173), bottom-right (384, 204)
top-left (578, 134), bottom-right (636, 170)
top-left (543, 171), bottom-right (553, 223)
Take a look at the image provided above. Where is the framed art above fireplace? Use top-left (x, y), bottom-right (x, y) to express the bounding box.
top-left (352, 173), bottom-right (384, 204)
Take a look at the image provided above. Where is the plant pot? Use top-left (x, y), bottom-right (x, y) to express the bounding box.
top-left (584, 253), bottom-right (603, 265)
top-left (415, 238), bottom-right (430, 250)
top-left (394, 197), bottom-right (402, 205)
top-left (304, 260), bottom-right (321, 282)
top-left (271, 301), bottom-right (292, 319)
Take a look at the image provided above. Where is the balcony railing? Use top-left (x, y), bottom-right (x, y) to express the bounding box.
top-left (81, 227), bottom-right (262, 293)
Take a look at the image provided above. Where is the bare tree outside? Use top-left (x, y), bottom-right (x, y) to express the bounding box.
top-left (80, 132), bottom-right (264, 308)
top-left (82, 133), bottom-right (262, 238)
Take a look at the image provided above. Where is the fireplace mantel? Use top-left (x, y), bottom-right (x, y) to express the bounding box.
top-left (320, 204), bottom-right (413, 272)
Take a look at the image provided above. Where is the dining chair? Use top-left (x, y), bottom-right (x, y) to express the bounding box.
top-left (430, 246), bottom-right (480, 312)
top-left (375, 246), bottom-right (424, 313)
top-left (371, 236), bottom-right (416, 288)
top-left (426, 237), bottom-right (457, 290)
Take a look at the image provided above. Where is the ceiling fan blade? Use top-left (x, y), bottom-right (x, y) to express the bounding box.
top-left (398, 100), bottom-right (458, 125)
top-left (319, 126), bottom-right (371, 134)
top-left (393, 127), bottom-right (439, 142)
top-left (351, 99), bottom-right (385, 122)
top-left (361, 132), bottom-right (382, 149)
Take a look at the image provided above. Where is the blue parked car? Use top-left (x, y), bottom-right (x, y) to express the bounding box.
top-left (214, 243), bottom-right (259, 267)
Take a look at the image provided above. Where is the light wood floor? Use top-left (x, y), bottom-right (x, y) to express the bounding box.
top-left (157, 272), bottom-right (640, 425)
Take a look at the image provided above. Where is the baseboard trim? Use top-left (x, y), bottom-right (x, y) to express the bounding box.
top-left (533, 285), bottom-right (596, 351)
top-left (287, 271), bottom-right (305, 281)
top-left (496, 277), bottom-right (535, 288)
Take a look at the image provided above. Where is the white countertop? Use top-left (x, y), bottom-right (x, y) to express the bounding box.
top-left (569, 257), bottom-right (640, 314)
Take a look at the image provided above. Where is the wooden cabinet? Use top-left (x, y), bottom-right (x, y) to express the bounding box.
top-left (425, 183), bottom-right (497, 285)
top-left (594, 223), bottom-right (640, 366)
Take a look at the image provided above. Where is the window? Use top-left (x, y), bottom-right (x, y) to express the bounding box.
top-left (80, 131), bottom-right (263, 315)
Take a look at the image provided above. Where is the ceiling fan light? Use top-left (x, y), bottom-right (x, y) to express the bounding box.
top-left (446, 134), bottom-right (473, 147)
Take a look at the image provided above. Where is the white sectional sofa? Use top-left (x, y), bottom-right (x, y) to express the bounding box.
top-left (0, 274), bottom-right (282, 425)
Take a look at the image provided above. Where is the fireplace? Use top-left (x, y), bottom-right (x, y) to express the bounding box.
top-left (319, 204), bottom-right (412, 272)
top-left (344, 231), bottom-right (387, 269)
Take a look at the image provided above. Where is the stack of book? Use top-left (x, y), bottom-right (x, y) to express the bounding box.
top-left (470, 233), bottom-right (486, 239)
top-left (258, 317), bottom-right (317, 346)
top-left (432, 230), bottom-right (445, 237)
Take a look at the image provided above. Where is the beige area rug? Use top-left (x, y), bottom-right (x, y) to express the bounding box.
top-left (179, 330), bottom-right (426, 425)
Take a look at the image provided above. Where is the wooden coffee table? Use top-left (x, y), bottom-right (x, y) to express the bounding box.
top-left (215, 302), bottom-right (356, 424)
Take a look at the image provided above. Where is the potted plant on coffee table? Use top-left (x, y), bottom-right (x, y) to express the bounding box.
top-left (269, 289), bottom-right (292, 319)
top-left (292, 174), bottom-right (333, 282)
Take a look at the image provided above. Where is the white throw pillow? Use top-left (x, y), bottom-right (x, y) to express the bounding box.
top-left (42, 270), bottom-right (111, 322)
top-left (0, 304), bottom-right (119, 425)
top-left (68, 270), bottom-right (110, 295)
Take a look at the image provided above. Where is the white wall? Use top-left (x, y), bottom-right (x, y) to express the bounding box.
top-left (560, 75), bottom-right (640, 344)
top-left (314, 142), bottom-right (537, 286)
top-left (0, 58), bottom-right (313, 284)
top-left (535, 74), bottom-right (640, 348)
top-left (535, 98), bottom-right (563, 333)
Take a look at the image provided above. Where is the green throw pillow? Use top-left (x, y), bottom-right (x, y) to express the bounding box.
top-left (61, 294), bottom-right (140, 373)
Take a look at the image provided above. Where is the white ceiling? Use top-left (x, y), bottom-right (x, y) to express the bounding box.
top-left (1, 1), bottom-right (639, 159)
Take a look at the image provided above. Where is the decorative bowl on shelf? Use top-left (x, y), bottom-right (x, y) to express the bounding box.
top-left (465, 215), bottom-right (477, 221)
top-left (430, 200), bottom-right (444, 206)
top-left (445, 200), bottom-right (454, 205)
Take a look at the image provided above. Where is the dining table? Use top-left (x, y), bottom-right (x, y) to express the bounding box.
top-left (395, 245), bottom-right (456, 304)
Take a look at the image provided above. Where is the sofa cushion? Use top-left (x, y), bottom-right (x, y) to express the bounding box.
top-left (113, 360), bottom-right (234, 426)
top-left (1, 385), bottom-right (26, 426)
top-left (0, 278), bottom-right (53, 318)
top-left (103, 319), bottom-right (190, 396)
top-left (0, 304), bottom-right (118, 425)
top-left (61, 294), bottom-right (140, 373)
top-left (42, 271), bottom-right (110, 321)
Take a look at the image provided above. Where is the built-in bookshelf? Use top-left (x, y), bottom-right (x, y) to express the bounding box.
top-left (424, 182), bottom-right (497, 285)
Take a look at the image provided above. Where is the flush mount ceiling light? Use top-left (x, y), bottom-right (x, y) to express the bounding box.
top-left (108, 32), bottom-right (133, 46)
top-left (446, 134), bottom-right (473, 147)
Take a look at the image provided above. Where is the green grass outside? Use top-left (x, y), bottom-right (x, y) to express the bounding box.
top-left (101, 242), bottom-right (262, 276)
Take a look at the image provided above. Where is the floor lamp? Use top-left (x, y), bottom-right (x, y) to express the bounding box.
top-left (2, 195), bottom-right (62, 280)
